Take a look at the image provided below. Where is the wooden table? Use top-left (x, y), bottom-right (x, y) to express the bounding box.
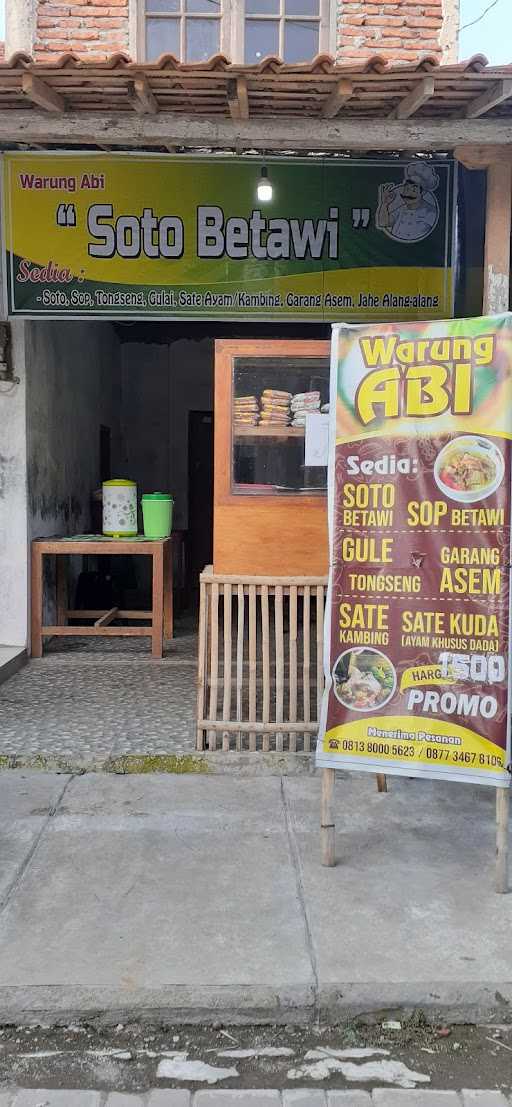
top-left (31, 537), bottom-right (173, 659)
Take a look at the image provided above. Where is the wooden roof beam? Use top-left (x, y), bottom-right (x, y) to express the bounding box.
top-left (22, 72), bottom-right (65, 113)
top-left (466, 78), bottom-right (512, 119)
top-left (454, 144), bottom-right (512, 169)
top-left (4, 110), bottom-right (512, 152)
top-left (321, 79), bottom-right (353, 119)
top-left (129, 74), bottom-right (158, 115)
top-left (227, 77), bottom-right (249, 120)
top-left (393, 76), bottom-right (435, 120)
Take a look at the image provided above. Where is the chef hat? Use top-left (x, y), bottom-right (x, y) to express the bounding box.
top-left (404, 161), bottom-right (439, 192)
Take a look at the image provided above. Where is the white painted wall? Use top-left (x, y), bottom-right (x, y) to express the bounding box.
top-left (5, 0), bottom-right (37, 56)
top-left (0, 320), bottom-right (29, 648)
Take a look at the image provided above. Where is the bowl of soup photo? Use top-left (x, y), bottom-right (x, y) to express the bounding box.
top-left (333, 647), bottom-right (396, 712)
top-left (434, 436), bottom-right (504, 504)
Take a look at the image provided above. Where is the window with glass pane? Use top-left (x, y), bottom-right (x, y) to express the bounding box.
top-left (232, 356), bottom-right (329, 495)
top-left (145, 0), bottom-right (221, 61)
top-left (244, 0), bottom-right (321, 63)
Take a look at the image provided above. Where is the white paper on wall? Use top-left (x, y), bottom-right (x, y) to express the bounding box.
top-left (305, 413), bottom-right (329, 467)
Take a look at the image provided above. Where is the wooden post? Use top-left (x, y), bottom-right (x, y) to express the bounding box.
top-left (222, 582), bottom-right (232, 751)
top-left (496, 785), bottom-right (510, 894)
top-left (483, 159), bottom-right (512, 314)
top-left (261, 584), bottom-right (270, 753)
top-left (275, 584), bottom-right (284, 752)
top-left (56, 554), bottom-right (68, 627)
top-left (30, 543), bottom-right (44, 659)
top-left (481, 155), bottom-right (510, 895)
top-left (163, 538), bottom-right (174, 641)
top-left (248, 583), bottom-right (257, 751)
top-left (151, 543), bottom-right (164, 659)
top-left (196, 578), bottom-right (208, 751)
top-left (208, 581), bottom-right (219, 751)
top-left (236, 583), bottom-right (244, 752)
top-left (376, 774), bottom-right (388, 793)
top-left (289, 585), bottom-right (298, 752)
top-left (303, 587), bottom-right (311, 753)
top-left (321, 767), bottom-right (336, 867)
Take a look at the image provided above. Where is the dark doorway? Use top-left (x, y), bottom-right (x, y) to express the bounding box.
top-left (99, 424), bottom-right (111, 483)
top-left (188, 410), bottom-right (214, 599)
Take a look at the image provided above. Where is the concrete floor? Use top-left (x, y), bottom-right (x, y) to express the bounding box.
top-left (0, 770), bottom-right (510, 1026)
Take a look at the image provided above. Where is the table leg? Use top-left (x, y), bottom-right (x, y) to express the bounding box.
top-left (164, 540), bottom-right (174, 641)
top-left (56, 555), bottom-right (68, 626)
top-left (31, 546), bottom-right (44, 659)
top-left (152, 545), bottom-right (164, 659)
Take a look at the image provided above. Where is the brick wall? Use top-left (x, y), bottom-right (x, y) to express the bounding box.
top-left (9, 0), bottom-right (456, 64)
top-left (337, 0), bottom-right (452, 65)
top-left (34, 0), bottom-right (130, 61)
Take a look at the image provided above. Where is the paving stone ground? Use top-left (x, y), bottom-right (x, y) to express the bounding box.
top-left (0, 621), bottom-right (198, 763)
top-left (0, 1092), bottom-right (510, 1106)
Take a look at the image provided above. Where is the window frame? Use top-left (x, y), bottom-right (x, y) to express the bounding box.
top-left (138, 0), bottom-right (333, 64)
top-left (138, 0), bottom-right (232, 61)
top-left (240, 0), bottom-right (329, 66)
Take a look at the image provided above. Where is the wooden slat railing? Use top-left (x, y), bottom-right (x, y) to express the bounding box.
top-left (197, 566), bottom-right (328, 753)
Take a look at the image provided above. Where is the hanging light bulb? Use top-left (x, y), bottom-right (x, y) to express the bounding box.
top-left (256, 166), bottom-right (273, 203)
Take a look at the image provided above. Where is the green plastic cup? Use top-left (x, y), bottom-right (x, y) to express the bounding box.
top-left (141, 493), bottom-right (174, 539)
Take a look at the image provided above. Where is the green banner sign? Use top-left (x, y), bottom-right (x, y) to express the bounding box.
top-left (3, 153), bottom-right (455, 320)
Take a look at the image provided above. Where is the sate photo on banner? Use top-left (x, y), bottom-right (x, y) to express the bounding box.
top-left (3, 154), bottom-right (454, 320)
top-left (316, 314), bottom-right (512, 788)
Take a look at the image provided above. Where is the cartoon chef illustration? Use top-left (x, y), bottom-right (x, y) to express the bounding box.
top-left (376, 161), bottom-right (440, 243)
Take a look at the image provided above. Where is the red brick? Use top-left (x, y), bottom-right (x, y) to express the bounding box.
top-left (94, 17), bottom-right (125, 27)
top-left (97, 38), bottom-right (128, 48)
top-left (36, 38), bottom-right (81, 48)
top-left (373, 36), bottom-right (408, 46)
top-left (39, 15), bottom-right (84, 26)
top-left (78, 5), bottom-right (123, 12)
top-left (364, 15), bottom-right (406, 24)
top-left (407, 14), bottom-right (442, 25)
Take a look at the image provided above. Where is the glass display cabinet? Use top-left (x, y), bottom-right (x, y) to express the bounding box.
top-left (214, 339), bottom-right (330, 576)
top-left (232, 354), bottom-right (329, 495)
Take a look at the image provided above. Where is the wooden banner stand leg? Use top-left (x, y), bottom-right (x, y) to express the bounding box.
top-left (321, 768), bottom-right (336, 866)
top-left (496, 785), bottom-right (510, 894)
top-left (376, 774), bottom-right (388, 793)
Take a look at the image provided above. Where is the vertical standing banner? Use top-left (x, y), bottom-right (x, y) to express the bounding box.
top-left (317, 314), bottom-right (512, 787)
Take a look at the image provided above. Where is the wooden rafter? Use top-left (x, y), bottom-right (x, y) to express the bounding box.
top-left (393, 76), bottom-right (435, 120)
top-left (466, 78), bottom-right (512, 119)
top-left (21, 72), bottom-right (65, 113)
top-left (321, 79), bottom-right (353, 119)
top-left (227, 77), bottom-right (249, 120)
top-left (129, 74), bottom-right (158, 115)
